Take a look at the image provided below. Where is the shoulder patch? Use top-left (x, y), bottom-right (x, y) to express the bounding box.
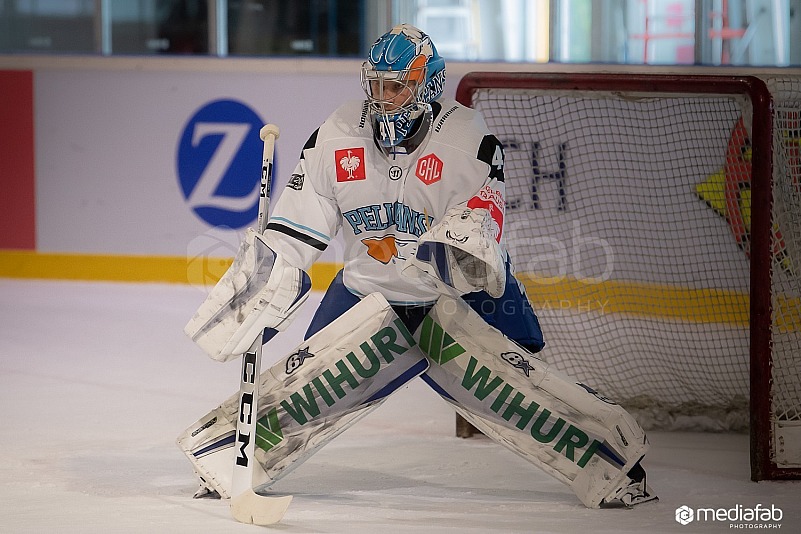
top-left (335, 147), bottom-right (366, 182)
top-left (287, 173), bottom-right (304, 190)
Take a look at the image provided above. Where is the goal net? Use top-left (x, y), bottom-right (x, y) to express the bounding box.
top-left (455, 73), bottom-right (800, 481)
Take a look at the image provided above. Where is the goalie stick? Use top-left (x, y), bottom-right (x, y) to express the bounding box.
top-left (229, 123), bottom-right (293, 525)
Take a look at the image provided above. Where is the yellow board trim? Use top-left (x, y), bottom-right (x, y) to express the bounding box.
top-left (0, 250), bottom-right (339, 290)
top-left (1, 251), bottom-right (798, 330)
top-left (517, 274), bottom-right (799, 333)
top-left (518, 273), bottom-right (751, 326)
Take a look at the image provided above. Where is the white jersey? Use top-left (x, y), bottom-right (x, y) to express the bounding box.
top-left (265, 98), bottom-right (506, 305)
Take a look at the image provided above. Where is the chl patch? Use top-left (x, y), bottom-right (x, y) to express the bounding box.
top-left (336, 147), bottom-right (366, 182)
top-left (415, 153), bottom-right (443, 185)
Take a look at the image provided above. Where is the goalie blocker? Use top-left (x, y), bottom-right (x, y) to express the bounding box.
top-left (178, 292), bottom-right (654, 508)
top-left (185, 228), bottom-right (312, 362)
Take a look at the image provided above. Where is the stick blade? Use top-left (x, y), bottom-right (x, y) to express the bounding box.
top-left (231, 489), bottom-right (292, 525)
top-left (230, 489), bottom-right (292, 525)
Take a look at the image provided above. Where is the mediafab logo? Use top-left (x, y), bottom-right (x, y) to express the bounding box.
top-left (675, 505), bottom-right (694, 525)
top-left (675, 504), bottom-right (783, 528)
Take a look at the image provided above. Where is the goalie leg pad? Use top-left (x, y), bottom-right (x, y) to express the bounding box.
top-left (417, 294), bottom-right (650, 508)
top-left (185, 228), bottom-right (311, 362)
top-left (177, 292), bottom-right (428, 498)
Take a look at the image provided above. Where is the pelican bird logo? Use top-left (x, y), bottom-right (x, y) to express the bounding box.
top-left (339, 149), bottom-right (361, 180)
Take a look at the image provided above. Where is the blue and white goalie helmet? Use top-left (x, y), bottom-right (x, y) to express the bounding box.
top-left (361, 24), bottom-right (446, 148)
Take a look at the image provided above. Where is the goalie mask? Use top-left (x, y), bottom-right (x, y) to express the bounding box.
top-left (361, 24), bottom-right (446, 150)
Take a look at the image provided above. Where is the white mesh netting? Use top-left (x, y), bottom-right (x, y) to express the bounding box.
top-left (467, 76), bottom-right (800, 440)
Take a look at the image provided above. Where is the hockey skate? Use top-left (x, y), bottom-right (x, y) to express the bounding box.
top-left (600, 462), bottom-right (658, 508)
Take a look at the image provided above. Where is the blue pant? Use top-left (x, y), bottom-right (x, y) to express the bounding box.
top-left (305, 259), bottom-right (545, 353)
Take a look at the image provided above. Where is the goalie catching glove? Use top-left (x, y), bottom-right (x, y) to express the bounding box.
top-left (403, 206), bottom-right (506, 298)
top-left (185, 228), bottom-right (311, 362)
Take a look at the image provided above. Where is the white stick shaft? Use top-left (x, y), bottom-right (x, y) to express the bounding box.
top-left (230, 337), bottom-right (263, 499)
top-left (257, 124), bottom-right (280, 234)
top-left (231, 123), bottom-right (280, 502)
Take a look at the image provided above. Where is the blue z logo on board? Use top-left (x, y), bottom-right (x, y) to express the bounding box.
top-left (177, 99), bottom-right (266, 229)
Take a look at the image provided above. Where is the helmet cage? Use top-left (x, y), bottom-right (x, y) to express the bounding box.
top-left (361, 63), bottom-right (428, 148)
top-left (360, 64), bottom-right (425, 117)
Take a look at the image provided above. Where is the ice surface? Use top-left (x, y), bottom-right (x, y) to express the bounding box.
top-left (1, 279), bottom-right (799, 533)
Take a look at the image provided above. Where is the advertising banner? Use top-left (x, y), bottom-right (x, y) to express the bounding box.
top-left (33, 67), bottom-right (362, 262)
top-left (0, 70), bottom-right (35, 250)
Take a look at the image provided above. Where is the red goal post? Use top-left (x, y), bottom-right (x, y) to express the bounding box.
top-left (455, 72), bottom-right (800, 481)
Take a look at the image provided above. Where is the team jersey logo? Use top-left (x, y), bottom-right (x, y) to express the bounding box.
top-left (416, 153), bottom-right (443, 185)
top-left (343, 202), bottom-right (429, 237)
top-left (361, 235), bottom-right (415, 264)
top-left (336, 147), bottom-right (366, 182)
top-left (467, 184), bottom-right (505, 241)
